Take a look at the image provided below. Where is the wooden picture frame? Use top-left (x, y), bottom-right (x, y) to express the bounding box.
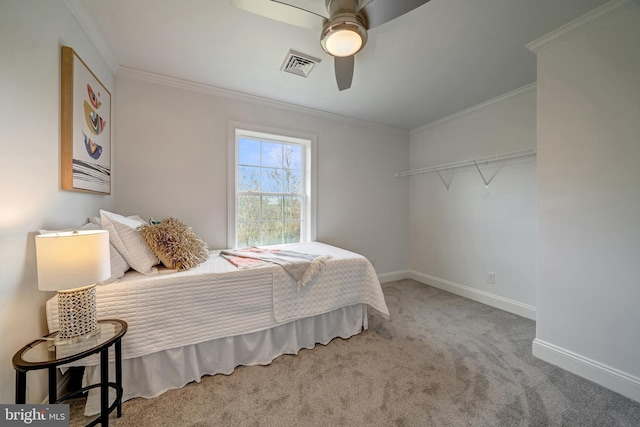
top-left (61, 46), bottom-right (111, 194)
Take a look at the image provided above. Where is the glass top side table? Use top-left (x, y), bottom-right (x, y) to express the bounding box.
top-left (13, 319), bottom-right (127, 427)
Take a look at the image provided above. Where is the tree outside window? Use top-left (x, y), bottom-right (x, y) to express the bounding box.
top-left (236, 137), bottom-right (305, 247)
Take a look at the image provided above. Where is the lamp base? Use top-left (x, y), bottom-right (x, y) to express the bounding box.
top-left (56, 284), bottom-right (98, 343)
top-left (54, 326), bottom-right (101, 346)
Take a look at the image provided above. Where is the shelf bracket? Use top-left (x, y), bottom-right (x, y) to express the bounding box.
top-left (435, 170), bottom-right (451, 190)
top-left (474, 161), bottom-right (492, 188)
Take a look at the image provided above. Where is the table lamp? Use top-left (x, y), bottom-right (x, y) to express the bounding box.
top-left (35, 230), bottom-right (111, 344)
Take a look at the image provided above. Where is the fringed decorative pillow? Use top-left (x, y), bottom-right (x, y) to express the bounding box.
top-left (138, 217), bottom-right (209, 270)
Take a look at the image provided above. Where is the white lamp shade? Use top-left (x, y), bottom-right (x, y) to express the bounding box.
top-left (35, 230), bottom-right (111, 291)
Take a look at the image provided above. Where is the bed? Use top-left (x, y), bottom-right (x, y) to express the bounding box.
top-left (45, 241), bottom-right (389, 408)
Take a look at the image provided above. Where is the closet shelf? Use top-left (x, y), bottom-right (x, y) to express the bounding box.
top-left (395, 148), bottom-right (536, 177)
top-left (394, 147), bottom-right (537, 189)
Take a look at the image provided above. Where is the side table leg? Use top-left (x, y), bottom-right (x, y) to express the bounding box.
top-left (100, 348), bottom-right (109, 427)
top-left (15, 370), bottom-right (26, 404)
top-left (48, 367), bottom-right (57, 403)
top-left (115, 339), bottom-right (123, 417)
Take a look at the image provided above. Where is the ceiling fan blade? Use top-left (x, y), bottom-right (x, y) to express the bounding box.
top-left (272, 0), bottom-right (329, 19)
top-left (358, 0), bottom-right (375, 8)
top-left (361, 0), bottom-right (431, 29)
top-left (231, 0), bottom-right (325, 31)
top-left (334, 56), bottom-right (354, 91)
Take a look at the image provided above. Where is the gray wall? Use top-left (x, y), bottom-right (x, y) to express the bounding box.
top-left (0, 0), bottom-right (115, 403)
top-left (532, 1), bottom-right (640, 401)
top-left (113, 75), bottom-right (410, 277)
top-left (408, 87), bottom-right (538, 319)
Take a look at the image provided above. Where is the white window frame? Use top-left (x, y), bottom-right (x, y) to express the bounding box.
top-left (227, 121), bottom-right (317, 248)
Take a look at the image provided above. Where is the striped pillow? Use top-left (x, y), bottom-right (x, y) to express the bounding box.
top-left (100, 210), bottom-right (158, 275)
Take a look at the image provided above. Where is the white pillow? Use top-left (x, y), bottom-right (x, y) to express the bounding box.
top-left (106, 244), bottom-right (130, 282)
top-left (38, 223), bottom-right (130, 283)
top-left (100, 210), bottom-right (158, 275)
top-left (88, 214), bottom-right (145, 227)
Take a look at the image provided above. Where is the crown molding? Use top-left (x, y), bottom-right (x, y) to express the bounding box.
top-left (63, 0), bottom-right (119, 72)
top-left (410, 83), bottom-right (537, 135)
top-left (527, 0), bottom-right (640, 53)
top-left (116, 66), bottom-right (409, 137)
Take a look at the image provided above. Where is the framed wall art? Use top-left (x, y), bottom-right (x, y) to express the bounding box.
top-left (60, 46), bottom-right (111, 194)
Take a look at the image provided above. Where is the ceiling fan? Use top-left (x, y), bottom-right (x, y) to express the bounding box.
top-left (231, 0), bottom-right (430, 91)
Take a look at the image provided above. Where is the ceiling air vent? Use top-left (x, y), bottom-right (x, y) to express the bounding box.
top-left (281, 50), bottom-right (321, 78)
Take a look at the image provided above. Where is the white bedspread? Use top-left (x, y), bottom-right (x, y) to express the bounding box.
top-left (46, 242), bottom-right (389, 365)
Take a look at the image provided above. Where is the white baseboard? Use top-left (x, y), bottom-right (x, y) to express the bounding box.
top-left (407, 270), bottom-right (537, 320)
top-left (377, 270), bottom-right (411, 284)
top-left (533, 338), bottom-right (640, 403)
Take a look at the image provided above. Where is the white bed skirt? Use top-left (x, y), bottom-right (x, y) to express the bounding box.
top-left (82, 304), bottom-right (368, 414)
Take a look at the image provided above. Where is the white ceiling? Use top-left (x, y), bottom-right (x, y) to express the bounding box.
top-left (76, 0), bottom-right (609, 130)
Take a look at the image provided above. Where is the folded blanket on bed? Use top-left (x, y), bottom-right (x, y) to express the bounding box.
top-left (220, 247), bottom-right (331, 289)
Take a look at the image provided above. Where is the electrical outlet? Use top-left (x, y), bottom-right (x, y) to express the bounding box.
top-left (487, 272), bottom-right (495, 284)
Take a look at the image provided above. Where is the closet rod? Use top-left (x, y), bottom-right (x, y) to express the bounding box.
top-left (394, 147), bottom-right (536, 178)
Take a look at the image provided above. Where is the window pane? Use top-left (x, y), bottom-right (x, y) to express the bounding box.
top-left (239, 166), bottom-right (261, 192)
top-left (262, 142), bottom-right (283, 168)
top-left (238, 195), bottom-right (260, 221)
top-left (238, 222), bottom-right (260, 247)
top-left (234, 129), bottom-right (311, 249)
top-left (261, 222), bottom-right (283, 246)
top-left (262, 168), bottom-right (283, 193)
top-left (284, 197), bottom-right (301, 221)
top-left (284, 144), bottom-right (302, 169)
top-left (262, 196), bottom-right (283, 221)
top-left (284, 221), bottom-right (301, 243)
top-left (283, 169), bottom-right (302, 194)
top-left (238, 138), bottom-right (261, 166)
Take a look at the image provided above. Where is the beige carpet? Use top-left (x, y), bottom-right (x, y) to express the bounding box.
top-left (72, 279), bottom-right (640, 426)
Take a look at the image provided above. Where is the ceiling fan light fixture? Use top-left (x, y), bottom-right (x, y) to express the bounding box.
top-left (324, 27), bottom-right (362, 57)
top-left (320, 11), bottom-right (367, 57)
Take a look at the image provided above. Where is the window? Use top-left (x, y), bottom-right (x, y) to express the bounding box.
top-left (228, 124), bottom-right (316, 248)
